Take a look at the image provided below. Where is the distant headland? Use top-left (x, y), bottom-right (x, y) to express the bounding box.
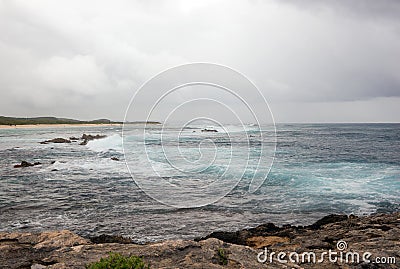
top-left (0, 116), bottom-right (161, 126)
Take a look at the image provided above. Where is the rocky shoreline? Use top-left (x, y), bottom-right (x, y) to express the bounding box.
top-left (12, 134), bottom-right (121, 170)
top-left (0, 212), bottom-right (399, 268)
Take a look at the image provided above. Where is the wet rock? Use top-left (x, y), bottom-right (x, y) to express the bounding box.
top-left (39, 134), bottom-right (106, 146)
top-left (14, 161), bottom-right (33, 168)
top-left (14, 161), bottom-right (41, 168)
top-left (81, 134), bottom-right (106, 140)
top-left (201, 128), bottom-right (218, 133)
top-left (80, 134), bottom-right (106, 145)
top-left (40, 138), bottom-right (71, 144)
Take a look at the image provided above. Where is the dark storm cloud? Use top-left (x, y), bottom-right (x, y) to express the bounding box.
top-left (280, 0), bottom-right (400, 21)
top-left (0, 0), bottom-right (399, 122)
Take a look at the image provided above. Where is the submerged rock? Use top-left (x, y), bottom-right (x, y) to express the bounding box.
top-left (39, 134), bottom-right (106, 146)
top-left (14, 161), bottom-right (41, 168)
top-left (81, 134), bottom-right (107, 140)
top-left (40, 138), bottom-right (71, 144)
top-left (201, 128), bottom-right (218, 133)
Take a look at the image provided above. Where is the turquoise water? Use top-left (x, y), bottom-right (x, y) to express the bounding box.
top-left (0, 123), bottom-right (399, 242)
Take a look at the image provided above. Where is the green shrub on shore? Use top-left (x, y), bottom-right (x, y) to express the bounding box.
top-left (217, 248), bottom-right (228, 265)
top-left (86, 252), bottom-right (149, 269)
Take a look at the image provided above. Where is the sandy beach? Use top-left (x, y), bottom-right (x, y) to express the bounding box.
top-left (0, 123), bottom-right (123, 129)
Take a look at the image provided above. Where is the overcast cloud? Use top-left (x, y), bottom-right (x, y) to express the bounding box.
top-left (0, 0), bottom-right (399, 122)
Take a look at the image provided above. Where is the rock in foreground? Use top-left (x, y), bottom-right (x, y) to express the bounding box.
top-left (0, 213), bottom-right (399, 268)
top-left (0, 231), bottom-right (264, 269)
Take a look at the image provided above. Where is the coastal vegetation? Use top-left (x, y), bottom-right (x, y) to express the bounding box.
top-left (86, 253), bottom-right (149, 269)
top-left (0, 116), bottom-right (162, 125)
top-left (216, 248), bottom-right (228, 265)
top-left (0, 116), bottom-right (121, 125)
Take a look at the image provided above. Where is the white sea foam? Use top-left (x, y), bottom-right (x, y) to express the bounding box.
top-left (86, 134), bottom-right (122, 152)
top-left (2, 124), bottom-right (399, 241)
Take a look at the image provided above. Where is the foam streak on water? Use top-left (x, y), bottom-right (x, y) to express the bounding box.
top-left (0, 124), bottom-right (399, 242)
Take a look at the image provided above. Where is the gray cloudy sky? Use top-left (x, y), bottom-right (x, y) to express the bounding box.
top-left (0, 0), bottom-right (399, 123)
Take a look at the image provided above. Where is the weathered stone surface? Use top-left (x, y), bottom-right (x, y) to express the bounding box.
top-left (0, 233), bottom-right (271, 269)
top-left (0, 213), bottom-right (399, 268)
top-left (202, 212), bottom-right (400, 268)
top-left (246, 236), bottom-right (290, 249)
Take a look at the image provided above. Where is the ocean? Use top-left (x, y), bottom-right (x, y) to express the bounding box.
top-left (0, 123), bottom-right (399, 242)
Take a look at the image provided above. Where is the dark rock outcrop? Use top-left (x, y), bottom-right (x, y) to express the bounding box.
top-left (199, 213), bottom-right (400, 268)
top-left (40, 138), bottom-right (71, 144)
top-left (310, 213), bottom-right (349, 229)
top-left (199, 214), bottom-right (350, 245)
top-left (14, 161), bottom-right (41, 168)
top-left (90, 234), bottom-right (132, 244)
top-left (80, 134), bottom-right (106, 145)
top-left (0, 213), bottom-right (399, 268)
top-left (201, 128), bottom-right (218, 133)
top-left (39, 134), bottom-right (106, 146)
